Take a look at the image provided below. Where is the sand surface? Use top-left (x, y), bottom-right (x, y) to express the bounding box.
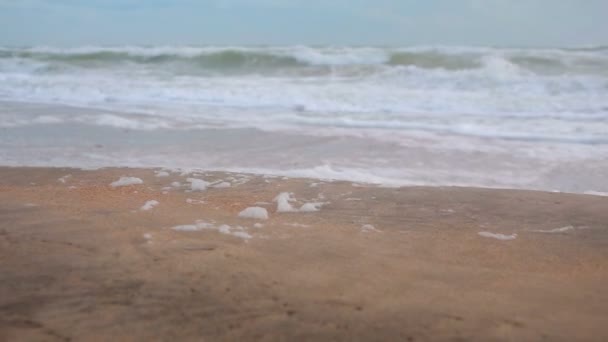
top-left (0, 167), bottom-right (607, 341)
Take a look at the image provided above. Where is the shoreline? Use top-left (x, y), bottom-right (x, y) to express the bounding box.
top-left (1, 164), bottom-right (607, 197)
top-left (1, 166), bottom-right (607, 341)
top-left (3, 100), bottom-right (608, 194)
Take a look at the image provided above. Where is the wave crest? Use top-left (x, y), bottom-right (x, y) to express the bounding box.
top-left (1, 45), bottom-right (606, 74)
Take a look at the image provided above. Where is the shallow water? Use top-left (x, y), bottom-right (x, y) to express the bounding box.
top-left (1, 101), bottom-right (607, 193)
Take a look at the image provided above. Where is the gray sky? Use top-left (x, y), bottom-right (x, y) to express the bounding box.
top-left (1, 0), bottom-right (607, 47)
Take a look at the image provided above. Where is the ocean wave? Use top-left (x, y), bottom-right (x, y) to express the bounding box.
top-left (2, 45), bottom-right (607, 74)
top-left (1, 45), bottom-right (607, 145)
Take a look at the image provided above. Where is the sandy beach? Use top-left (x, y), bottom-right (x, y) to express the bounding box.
top-left (0, 166), bottom-right (606, 341)
top-left (3, 1), bottom-right (608, 341)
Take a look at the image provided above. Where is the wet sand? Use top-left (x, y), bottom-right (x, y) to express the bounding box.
top-left (0, 167), bottom-right (607, 341)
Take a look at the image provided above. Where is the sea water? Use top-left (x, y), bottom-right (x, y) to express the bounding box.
top-left (1, 45), bottom-right (607, 192)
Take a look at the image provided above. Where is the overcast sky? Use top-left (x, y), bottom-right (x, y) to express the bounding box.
top-left (1, 0), bottom-right (606, 47)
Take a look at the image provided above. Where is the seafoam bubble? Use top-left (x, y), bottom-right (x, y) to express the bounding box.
top-left (478, 232), bottom-right (517, 241)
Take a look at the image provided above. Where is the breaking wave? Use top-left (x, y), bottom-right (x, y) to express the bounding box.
top-left (1, 45), bottom-right (607, 144)
top-left (2, 45), bottom-right (608, 74)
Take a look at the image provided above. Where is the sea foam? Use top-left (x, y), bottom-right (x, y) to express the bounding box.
top-left (111, 177), bottom-right (143, 188)
top-left (140, 200), bottom-right (159, 211)
top-left (478, 232), bottom-right (518, 241)
top-left (238, 207), bottom-right (269, 220)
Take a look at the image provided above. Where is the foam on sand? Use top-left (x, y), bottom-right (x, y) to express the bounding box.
top-left (478, 232), bottom-right (518, 241)
top-left (218, 224), bottom-right (253, 240)
top-left (231, 231), bottom-right (253, 239)
top-left (57, 174), bottom-right (72, 183)
top-left (274, 192), bottom-right (297, 212)
top-left (171, 225), bottom-right (200, 232)
top-left (217, 224), bottom-right (230, 234)
top-left (187, 178), bottom-right (209, 191)
top-left (186, 198), bottom-right (205, 205)
top-left (140, 200), bottom-right (159, 211)
top-left (532, 226), bottom-right (578, 234)
top-left (238, 207), bottom-right (269, 220)
top-left (285, 223), bottom-right (311, 228)
top-left (171, 220), bottom-right (253, 240)
top-left (111, 177), bottom-right (143, 188)
top-left (299, 202), bottom-right (324, 212)
top-left (361, 224), bottom-right (381, 233)
top-left (274, 192), bottom-right (325, 213)
top-left (155, 171), bottom-right (170, 177)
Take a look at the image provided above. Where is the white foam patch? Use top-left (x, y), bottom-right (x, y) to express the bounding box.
top-left (274, 192), bottom-right (297, 212)
top-left (187, 178), bottom-right (209, 191)
top-left (195, 221), bottom-right (216, 230)
top-left (211, 181), bottom-right (231, 189)
top-left (57, 174), bottom-right (72, 183)
top-left (478, 232), bottom-right (518, 241)
top-left (584, 191), bottom-right (608, 197)
top-left (218, 224), bottom-right (232, 234)
top-left (218, 224), bottom-right (252, 239)
top-left (140, 200), bottom-right (159, 211)
top-left (143, 233), bottom-right (152, 240)
top-left (231, 231), bottom-right (253, 239)
top-left (285, 223), bottom-right (311, 228)
top-left (171, 225), bottom-right (200, 232)
top-left (532, 226), bottom-right (577, 234)
top-left (299, 202), bottom-right (324, 212)
top-left (273, 192), bottom-right (325, 213)
top-left (171, 181), bottom-right (181, 188)
top-left (111, 177), bottom-right (143, 188)
top-left (238, 207), bottom-right (269, 220)
top-left (186, 198), bottom-right (205, 205)
top-left (253, 223), bottom-right (264, 228)
top-left (361, 224), bottom-right (381, 233)
top-left (155, 171), bottom-right (170, 177)
top-left (171, 221), bottom-right (254, 240)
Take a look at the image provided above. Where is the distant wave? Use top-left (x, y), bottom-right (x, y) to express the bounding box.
top-left (2, 45), bottom-right (607, 74)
